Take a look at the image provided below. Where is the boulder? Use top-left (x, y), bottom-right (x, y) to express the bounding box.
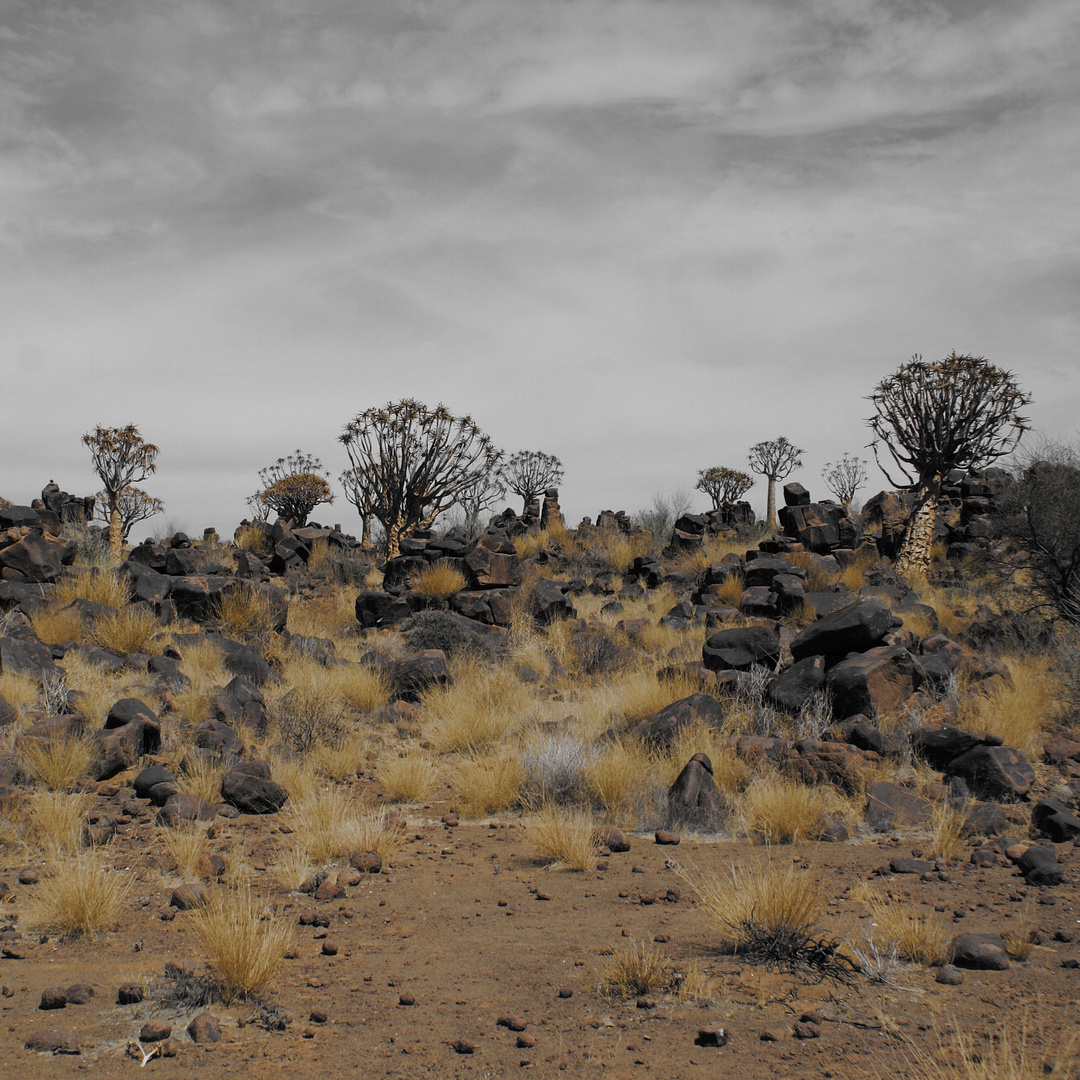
top-left (944, 744), bottom-right (1035, 801)
top-left (951, 933), bottom-right (1010, 971)
top-left (0, 530), bottom-right (73, 583)
top-left (666, 753), bottom-right (725, 827)
top-left (790, 597), bottom-right (893, 663)
top-left (0, 632), bottom-right (58, 677)
top-left (104, 698), bottom-right (162, 755)
top-left (630, 694), bottom-right (724, 748)
top-left (220, 761), bottom-right (288, 814)
top-left (702, 624), bottom-right (781, 673)
top-left (1031, 797), bottom-right (1080, 842)
top-left (865, 780), bottom-right (932, 830)
top-left (767, 655), bottom-right (825, 712)
top-left (157, 792), bottom-right (217, 825)
top-left (531, 577), bottom-right (576, 624)
top-left (388, 650), bottom-right (452, 702)
top-left (826, 645), bottom-right (921, 718)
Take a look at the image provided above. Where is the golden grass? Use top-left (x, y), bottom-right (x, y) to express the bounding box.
top-left (310, 729), bottom-right (372, 781)
top-left (0, 670), bottom-right (40, 713)
top-left (901, 609), bottom-right (939, 638)
top-left (955, 652), bottom-right (1056, 755)
top-left (169, 638), bottom-right (229, 726)
top-left (55, 569), bottom-right (130, 607)
top-left (787, 551), bottom-right (840, 591)
top-left (234, 523), bottom-right (273, 557)
top-left (263, 656), bottom-right (350, 751)
top-left (19, 733), bottom-right (94, 791)
top-left (514, 523), bottom-right (576, 561)
top-left (586, 530), bottom-right (653, 574)
top-left (88, 606), bottom-right (166, 656)
top-left (30, 605), bottom-right (85, 646)
top-left (452, 755), bottom-right (524, 818)
top-left (377, 747), bottom-right (441, 803)
top-left (59, 650), bottom-right (159, 725)
top-left (712, 574), bottom-right (745, 607)
top-left (286, 588), bottom-right (358, 640)
top-left (215, 584), bottom-right (276, 641)
top-left (285, 787), bottom-right (405, 866)
top-left (600, 939), bottom-right (675, 999)
top-left (863, 890), bottom-right (953, 966)
top-left (264, 751), bottom-right (320, 803)
top-left (524, 804), bottom-right (600, 871)
top-left (736, 775), bottom-right (835, 844)
top-left (23, 790), bottom-right (86, 855)
top-left (839, 549), bottom-right (877, 592)
top-left (928, 800), bottom-right (967, 862)
top-left (585, 741), bottom-right (649, 822)
top-left (160, 822), bottom-right (211, 879)
top-left (191, 887), bottom-right (292, 1003)
top-left (422, 662), bottom-right (535, 753)
top-left (411, 559), bottom-right (468, 601)
top-left (175, 755), bottom-right (227, 805)
top-left (27, 851), bottom-right (132, 938)
top-left (270, 842), bottom-right (314, 892)
top-left (335, 662), bottom-right (391, 714)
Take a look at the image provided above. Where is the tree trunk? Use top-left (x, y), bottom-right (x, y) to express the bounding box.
top-left (765, 478), bottom-right (777, 531)
top-left (385, 519), bottom-right (405, 560)
top-left (896, 491), bottom-right (938, 577)
top-left (361, 517), bottom-right (373, 549)
top-left (108, 506), bottom-right (123, 560)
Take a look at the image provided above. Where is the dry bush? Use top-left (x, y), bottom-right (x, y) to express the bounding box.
top-left (521, 729), bottom-right (595, 804)
top-left (839, 550), bottom-right (877, 592)
top-left (334, 662), bottom-right (391, 714)
top-left (310, 729), bottom-right (372, 781)
top-left (585, 740), bottom-right (651, 822)
top-left (863, 890), bottom-right (952, 966)
top-left (19, 733), bottom-right (94, 791)
top-left (955, 653), bottom-right (1056, 755)
top-left (30, 606), bottom-right (85, 646)
top-left (0, 670), bottom-right (39, 714)
top-left (411, 559), bottom-right (467, 601)
top-left (377, 747), bottom-right (441, 803)
top-left (89, 606), bottom-right (166, 656)
top-left (169, 639), bottom-right (229, 725)
top-left (160, 822), bottom-right (211, 879)
top-left (23, 790), bottom-right (86, 855)
top-left (287, 588), bottom-right (358, 640)
top-left (176, 755), bottom-right (228, 806)
top-left (712, 574), bottom-right (745, 608)
top-left (28, 851), bottom-right (131, 937)
top-left (215, 584), bottom-right (276, 641)
top-left (600, 939), bottom-right (674, 999)
top-left (55, 570), bottom-right (130, 608)
top-left (286, 788), bottom-right (404, 866)
top-left (234, 524), bottom-right (273, 557)
top-left (452, 755), bottom-right (524, 818)
top-left (348, 806), bottom-right (406, 866)
top-left (928, 800), bottom-right (967, 862)
top-left (677, 859), bottom-right (824, 957)
top-left (263, 657), bottom-right (350, 751)
top-left (191, 887), bottom-right (292, 1003)
top-left (422, 662), bottom-right (534, 753)
top-left (60, 650), bottom-right (158, 725)
top-left (673, 962), bottom-right (720, 1004)
top-left (736, 775), bottom-right (836, 843)
top-left (524, 804), bottom-right (600, 870)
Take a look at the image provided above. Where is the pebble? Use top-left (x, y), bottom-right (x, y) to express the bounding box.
top-left (139, 1020), bottom-right (172, 1043)
top-left (187, 1012), bottom-right (221, 1043)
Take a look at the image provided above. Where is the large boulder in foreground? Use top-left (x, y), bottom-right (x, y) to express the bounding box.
top-left (790, 597), bottom-right (893, 663)
top-left (826, 645), bottom-right (921, 719)
top-left (630, 694), bottom-right (724, 748)
top-left (702, 624), bottom-right (780, 673)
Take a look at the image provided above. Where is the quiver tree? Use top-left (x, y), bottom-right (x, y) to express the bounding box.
top-left (500, 450), bottom-right (564, 512)
top-left (867, 352), bottom-right (1030, 576)
top-left (695, 466), bottom-right (753, 510)
top-left (339, 400), bottom-right (502, 558)
top-left (456, 470), bottom-right (506, 539)
top-left (253, 450), bottom-right (333, 527)
top-left (748, 437), bottom-right (804, 530)
top-left (821, 454), bottom-right (868, 512)
top-left (100, 487), bottom-right (164, 543)
top-left (83, 424), bottom-right (160, 558)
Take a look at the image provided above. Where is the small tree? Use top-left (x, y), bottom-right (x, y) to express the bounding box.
top-left (748, 437), bottom-right (804, 530)
top-left (99, 486), bottom-right (164, 543)
top-left (821, 454), bottom-right (868, 512)
top-left (695, 466), bottom-right (753, 510)
top-left (253, 451), bottom-right (333, 527)
top-left (83, 424), bottom-right (160, 558)
top-left (867, 352), bottom-right (1030, 575)
top-left (500, 450), bottom-right (564, 512)
top-left (339, 400), bottom-right (502, 558)
top-left (455, 469), bottom-right (506, 539)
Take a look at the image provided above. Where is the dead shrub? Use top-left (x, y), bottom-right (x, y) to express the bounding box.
top-left (452, 755), bottom-right (524, 818)
top-left (377, 748), bottom-right (442, 803)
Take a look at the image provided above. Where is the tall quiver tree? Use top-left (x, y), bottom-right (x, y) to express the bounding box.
top-left (500, 450), bottom-right (564, 513)
top-left (748, 437), bottom-right (804, 530)
top-left (83, 424), bottom-right (160, 559)
top-left (867, 352), bottom-right (1030, 576)
top-left (339, 400), bottom-right (502, 558)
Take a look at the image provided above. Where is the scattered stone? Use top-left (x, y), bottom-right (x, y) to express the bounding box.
top-left (18, 868), bottom-right (39, 885)
top-left (398, 993), bottom-right (415, 1006)
top-left (497, 1013), bottom-right (527, 1032)
top-left (951, 933), bottom-right (1011, 970)
top-left (117, 983), bottom-right (144, 1005)
top-left (516, 1034), bottom-right (536, 1049)
top-left (654, 830), bottom-right (681, 846)
top-left (592, 826), bottom-right (630, 853)
top-left (187, 1012), bottom-right (221, 1043)
top-left (309, 1009), bottom-right (328, 1024)
top-left (321, 940), bottom-right (339, 956)
top-left (695, 1026), bottom-right (729, 1047)
top-left (139, 1019), bottom-right (173, 1043)
top-left (39, 987), bottom-right (67, 1010)
top-left (935, 966), bottom-right (965, 985)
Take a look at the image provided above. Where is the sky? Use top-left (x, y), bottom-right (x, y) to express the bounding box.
top-left (2, 0), bottom-right (1078, 538)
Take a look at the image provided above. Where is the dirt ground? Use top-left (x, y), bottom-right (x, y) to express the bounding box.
top-left (3, 783), bottom-right (1079, 1080)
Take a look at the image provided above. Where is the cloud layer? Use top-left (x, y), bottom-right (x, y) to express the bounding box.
top-left (2, 0), bottom-right (1078, 531)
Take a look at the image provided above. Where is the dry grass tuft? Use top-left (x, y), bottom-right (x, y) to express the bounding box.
top-left (263, 657), bottom-right (350, 751)
top-left (215, 584), bottom-right (276, 641)
top-left (286, 588), bottom-right (358, 640)
top-left (411, 559), bottom-right (468, 601)
top-left (334, 662), bottom-right (391, 714)
top-left (377, 747), bottom-right (442, 803)
top-left (60, 650), bottom-right (159, 726)
top-left (28, 851), bottom-right (131, 937)
top-left (176, 755), bottom-right (228, 806)
top-left (310, 729), bottom-right (372, 781)
top-left (23, 790), bottom-right (86, 855)
top-left (928, 800), bottom-right (967, 862)
top-left (19, 733), bottom-right (94, 791)
top-left (169, 639), bottom-right (229, 725)
top-left (88, 606), bottom-right (166, 656)
top-left (712, 574), bottom-right (745, 607)
top-left (0, 670), bottom-right (40, 714)
top-left (452, 755), bottom-right (524, 818)
top-left (55, 570), bottom-right (130, 608)
top-left (524, 804), bottom-right (600, 871)
top-left (863, 890), bottom-right (953, 967)
top-left (423, 663), bottom-right (534, 753)
top-left (30, 605), bottom-right (85, 646)
top-left (160, 822), bottom-right (212, 879)
top-left (234, 524), bottom-right (273, 557)
top-left (600, 939), bottom-right (674, 999)
top-left (955, 652), bottom-right (1056, 755)
top-left (286, 787), bottom-right (404, 865)
top-left (585, 740), bottom-right (650, 822)
top-left (736, 776), bottom-right (835, 843)
top-left (191, 887), bottom-right (292, 1003)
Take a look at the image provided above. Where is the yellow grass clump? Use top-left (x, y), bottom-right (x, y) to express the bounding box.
top-left (30, 605), bottom-right (85, 646)
top-left (55, 570), bottom-right (130, 608)
top-left (89, 606), bottom-right (166, 656)
top-left (28, 851), bottom-right (131, 937)
top-left (160, 822), bottom-right (212, 879)
top-left (452, 755), bottom-right (524, 818)
top-left (286, 588), bottom-right (358, 640)
top-left (585, 741), bottom-right (650, 822)
top-left (191, 888), bottom-right (292, 1003)
top-left (215, 583), bottom-right (276, 641)
top-left (600, 939), bottom-right (675, 999)
top-left (411, 559), bottom-right (468, 601)
top-left (234, 523), bottom-right (273, 557)
top-left (285, 787), bottom-right (404, 866)
top-left (928, 800), bottom-right (968, 862)
top-left (23, 790), bottom-right (86, 855)
top-left (524, 804), bottom-right (600, 871)
top-left (863, 890), bottom-right (953, 967)
top-left (19, 733), bottom-right (94, 792)
top-left (955, 652), bottom-right (1057, 755)
top-left (377, 747), bottom-right (442, 803)
top-left (169, 638), bottom-right (230, 726)
top-left (175, 755), bottom-right (228, 806)
top-left (0, 670), bottom-right (40, 714)
top-left (262, 656), bottom-right (350, 751)
top-left (422, 662), bottom-right (534, 754)
top-left (736, 775), bottom-right (836, 844)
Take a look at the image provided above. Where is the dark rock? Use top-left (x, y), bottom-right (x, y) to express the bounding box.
top-left (702, 624), bottom-right (780, 673)
top-left (694, 1026), bottom-right (729, 1047)
top-left (388, 650), bottom-right (452, 702)
top-left (592, 826), bottom-right (630, 853)
top-left (157, 792), bottom-right (216, 826)
top-left (767, 655), bottom-right (826, 712)
top-left (826, 645), bottom-right (920, 719)
top-left (221, 763), bottom-right (287, 814)
top-left (630, 693), bottom-right (724, 748)
top-left (117, 983), bottom-right (144, 1005)
top-left (935, 965), bottom-right (964, 985)
top-left (24, 1030), bottom-right (80, 1054)
top-left (790, 597), bottom-right (893, 663)
top-left (654, 830), bottom-right (680, 845)
top-left (104, 698), bottom-right (162, 754)
top-left (350, 851), bottom-right (383, 874)
top-left (945, 745), bottom-right (1035, 801)
top-left (170, 883), bottom-right (210, 910)
top-left (133, 765), bottom-right (176, 800)
top-left (193, 719), bottom-right (245, 759)
top-left (951, 933), bottom-right (1010, 970)
top-left (667, 753), bottom-right (725, 827)
top-left (139, 1019), bottom-right (173, 1043)
top-left (1032, 798), bottom-right (1080, 842)
top-left (39, 987), bottom-right (67, 1010)
top-left (865, 781), bottom-right (933, 830)
top-left (64, 984), bottom-right (93, 1005)
top-left (187, 1012), bottom-right (221, 1043)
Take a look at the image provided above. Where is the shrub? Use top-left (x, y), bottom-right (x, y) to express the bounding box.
top-left (263, 657), bottom-right (350, 751)
top-left (191, 888), bottom-right (292, 1003)
top-left (55, 570), bottom-right (130, 608)
top-left (572, 626), bottom-right (629, 675)
top-left (524, 804), bottom-right (600, 871)
top-left (401, 608), bottom-right (492, 658)
top-left (600, 939), bottom-right (675, 999)
top-left (19, 733), bottom-right (94, 792)
top-left (522, 730), bottom-right (595, 804)
top-left (377, 748), bottom-right (441, 803)
top-left (88, 606), bottom-right (166, 656)
top-left (30, 606), bottom-right (85, 646)
top-left (863, 891), bottom-right (952, 966)
top-left (286, 788), bottom-right (404, 866)
top-left (902, 1019), bottom-right (1078, 1080)
top-left (422, 664), bottom-right (531, 753)
top-left (411, 560), bottom-right (468, 601)
top-left (215, 584), bottom-right (276, 641)
top-left (28, 852), bottom-right (131, 937)
top-left (451, 755), bottom-right (524, 817)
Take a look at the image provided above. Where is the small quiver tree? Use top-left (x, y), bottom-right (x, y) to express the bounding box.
top-left (253, 451), bottom-right (333, 527)
top-left (82, 424), bottom-right (160, 559)
top-left (500, 451), bottom-right (564, 514)
top-left (339, 400), bottom-right (502, 558)
top-left (821, 454), bottom-right (868, 512)
top-left (867, 352), bottom-right (1030, 577)
top-left (695, 466), bottom-right (754, 511)
top-left (748, 437), bottom-right (804, 530)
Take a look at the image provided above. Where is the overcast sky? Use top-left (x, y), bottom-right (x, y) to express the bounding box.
top-left (2, 0), bottom-right (1078, 537)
